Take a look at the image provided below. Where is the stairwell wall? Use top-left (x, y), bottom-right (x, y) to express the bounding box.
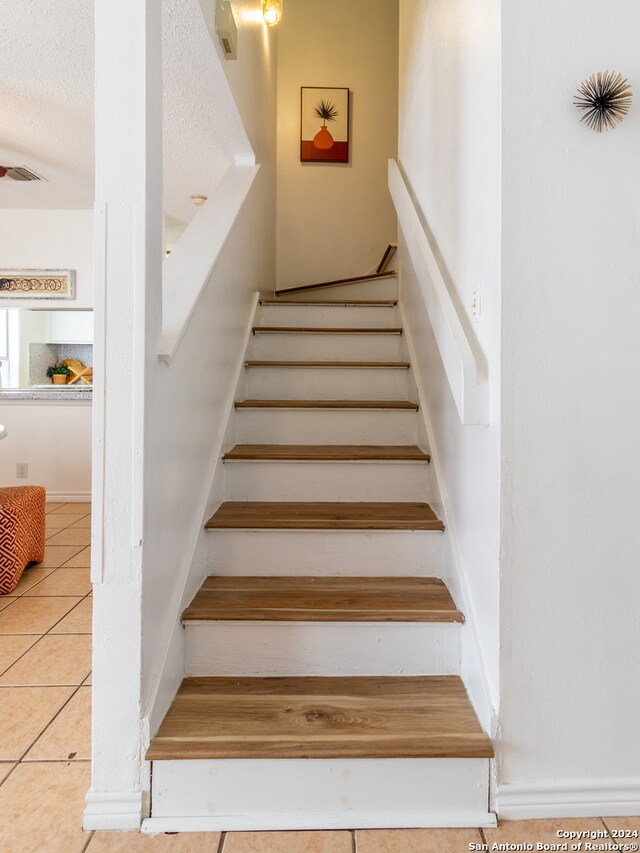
top-left (275, 0), bottom-right (399, 290)
top-left (139, 4), bottom-right (278, 742)
top-left (397, 0), bottom-right (501, 710)
top-left (499, 0), bottom-right (640, 811)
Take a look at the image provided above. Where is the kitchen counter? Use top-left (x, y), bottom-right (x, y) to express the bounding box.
top-left (0, 387), bottom-right (93, 401)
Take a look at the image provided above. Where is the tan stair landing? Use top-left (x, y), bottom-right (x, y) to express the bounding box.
top-left (146, 675), bottom-right (494, 760)
top-left (223, 444), bottom-right (430, 461)
top-left (183, 576), bottom-right (462, 623)
top-left (205, 501), bottom-right (445, 530)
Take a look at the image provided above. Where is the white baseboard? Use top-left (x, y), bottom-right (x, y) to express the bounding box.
top-left (142, 811), bottom-right (497, 833)
top-left (46, 492), bottom-right (92, 502)
top-left (83, 791), bottom-right (143, 831)
top-left (498, 778), bottom-right (640, 819)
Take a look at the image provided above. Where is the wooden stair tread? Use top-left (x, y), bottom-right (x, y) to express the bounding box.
top-left (253, 327), bottom-right (403, 334)
top-left (275, 271), bottom-right (397, 296)
top-left (183, 576), bottom-right (462, 623)
top-left (235, 400), bottom-right (419, 410)
top-left (244, 361), bottom-right (410, 368)
top-left (223, 444), bottom-right (430, 461)
top-left (260, 300), bottom-right (398, 306)
top-left (145, 675), bottom-right (493, 760)
top-left (205, 502), bottom-right (444, 530)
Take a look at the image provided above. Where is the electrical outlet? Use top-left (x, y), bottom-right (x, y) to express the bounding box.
top-left (471, 289), bottom-right (481, 321)
top-left (16, 463), bottom-right (28, 478)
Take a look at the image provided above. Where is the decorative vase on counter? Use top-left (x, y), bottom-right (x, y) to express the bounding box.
top-left (51, 374), bottom-right (67, 385)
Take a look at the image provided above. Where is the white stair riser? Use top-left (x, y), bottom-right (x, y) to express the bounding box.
top-left (184, 622), bottom-right (460, 677)
top-left (207, 530), bottom-right (443, 576)
top-left (249, 332), bottom-right (404, 361)
top-left (224, 460), bottom-right (433, 501)
top-left (243, 367), bottom-right (409, 401)
top-left (235, 409), bottom-right (419, 444)
top-left (147, 758), bottom-right (493, 829)
top-left (259, 305), bottom-right (399, 327)
top-left (274, 279), bottom-right (399, 302)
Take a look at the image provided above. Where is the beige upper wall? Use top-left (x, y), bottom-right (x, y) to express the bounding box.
top-left (276, 0), bottom-right (399, 289)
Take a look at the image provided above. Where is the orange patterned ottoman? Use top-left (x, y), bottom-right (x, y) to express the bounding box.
top-left (0, 486), bottom-right (46, 594)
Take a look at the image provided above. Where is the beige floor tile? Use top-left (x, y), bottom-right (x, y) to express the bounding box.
top-left (485, 819), bottom-right (606, 847)
top-left (87, 830), bottom-right (222, 851)
top-left (11, 567), bottom-right (57, 595)
top-left (0, 687), bottom-right (74, 758)
top-left (225, 831), bottom-right (352, 853)
top-left (26, 686), bottom-right (91, 760)
top-left (0, 761), bottom-right (91, 852)
top-left (46, 513), bottom-right (88, 530)
top-left (356, 828), bottom-right (485, 852)
top-left (0, 634), bottom-right (92, 685)
top-left (24, 568), bottom-right (92, 597)
top-left (83, 671), bottom-right (92, 685)
top-left (50, 597), bottom-right (93, 634)
top-left (68, 515), bottom-right (92, 529)
top-left (0, 635), bottom-right (39, 674)
top-left (63, 546), bottom-right (92, 568)
top-left (0, 596), bottom-right (17, 612)
top-left (51, 502), bottom-right (92, 514)
top-left (46, 529), bottom-right (92, 547)
top-left (0, 762), bottom-right (16, 784)
top-left (0, 596), bottom-right (82, 634)
top-left (38, 545), bottom-right (87, 568)
top-left (603, 817), bottom-right (640, 833)
top-left (45, 502), bottom-right (67, 513)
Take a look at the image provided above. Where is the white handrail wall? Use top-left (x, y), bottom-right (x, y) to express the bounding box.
top-left (388, 159), bottom-right (488, 426)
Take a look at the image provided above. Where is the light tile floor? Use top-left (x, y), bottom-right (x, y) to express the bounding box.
top-left (0, 503), bottom-right (637, 852)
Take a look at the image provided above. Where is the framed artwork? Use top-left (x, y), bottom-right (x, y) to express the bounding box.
top-left (300, 87), bottom-right (350, 163)
top-left (0, 270), bottom-right (76, 300)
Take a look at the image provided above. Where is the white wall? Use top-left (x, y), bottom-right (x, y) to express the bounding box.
top-left (0, 209), bottom-right (94, 309)
top-left (499, 0), bottom-right (640, 804)
top-left (0, 401), bottom-right (92, 499)
top-left (398, 0), bottom-right (501, 706)
top-left (276, 0), bottom-right (399, 289)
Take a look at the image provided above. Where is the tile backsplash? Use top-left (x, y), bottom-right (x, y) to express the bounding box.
top-left (29, 343), bottom-right (93, 386)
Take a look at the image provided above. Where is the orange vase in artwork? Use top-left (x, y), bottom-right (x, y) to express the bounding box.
top-left (313, 125), bottom-right (335, 150)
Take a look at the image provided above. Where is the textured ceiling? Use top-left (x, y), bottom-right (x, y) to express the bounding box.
top-left (0, 0), bottom-right (252, 222)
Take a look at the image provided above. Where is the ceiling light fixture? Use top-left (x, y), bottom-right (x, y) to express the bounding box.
top-left (262, 0), bottom-right (283, 26)
top-left (191, 195), bottom-right (208, 207)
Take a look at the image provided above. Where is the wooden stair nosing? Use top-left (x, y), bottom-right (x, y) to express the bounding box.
top-left (234, 400), bottom-right (419, 411)
top-left (244, 360), bottom-right (411, 369)
top-left (274, 271), bottom-right (397, 297)
top-left (145, 675), bottom-right (494, 761)
top-left (260, 300), bottom-right (398, 307)
top-left (222, 444), bottom-right (430, 462)
top-left (183, 576), bottom-right (463, 623)
top-left (205, 501), bottom-right (445, 531)
top-left (252, 327), bottom-right (403, 335)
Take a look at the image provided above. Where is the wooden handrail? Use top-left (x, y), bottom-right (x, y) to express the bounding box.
top-left (376, 242), bottom-right (398, 274)
top-left (388, 160), bottom-right (488, 425)
top-left (275, 270), bottom-right (396, 297)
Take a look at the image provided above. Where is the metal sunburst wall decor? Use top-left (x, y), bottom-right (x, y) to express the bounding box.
top-left (574, 70), bottom-right (633, 132)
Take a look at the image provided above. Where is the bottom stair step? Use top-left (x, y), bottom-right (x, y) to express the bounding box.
top-left (146, 676), bottom-right (493, 761)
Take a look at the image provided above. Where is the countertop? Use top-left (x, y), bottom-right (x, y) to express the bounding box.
top-left (0, 387), bottom-right (93, 401)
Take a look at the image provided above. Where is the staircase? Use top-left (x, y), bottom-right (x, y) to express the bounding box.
top-left (145, 272), bottom-right (494, 831)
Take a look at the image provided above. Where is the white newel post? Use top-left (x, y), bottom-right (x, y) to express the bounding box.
top-left (85, 0), bottom-right (163, 831)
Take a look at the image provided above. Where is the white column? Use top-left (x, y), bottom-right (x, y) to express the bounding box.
top-left (85, 0), bottom-right (162, 831)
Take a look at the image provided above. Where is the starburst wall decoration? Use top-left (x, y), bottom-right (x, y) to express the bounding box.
top-left (574, 70), bottom-right (633, 132)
